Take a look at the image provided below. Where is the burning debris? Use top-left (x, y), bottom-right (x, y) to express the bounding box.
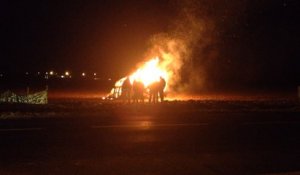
top-left (105, 57), bottom-right (167, 102)
top-left (104, 0), bottom-right (216, 102)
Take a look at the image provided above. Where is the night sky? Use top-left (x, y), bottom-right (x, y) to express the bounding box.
top-left (1, 0), bottom-right (299, 90)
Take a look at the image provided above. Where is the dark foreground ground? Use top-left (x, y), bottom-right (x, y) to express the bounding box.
top-left (0, 99), bottom-right (299, 175)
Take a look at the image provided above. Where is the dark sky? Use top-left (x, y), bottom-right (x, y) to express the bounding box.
top-left (1, 0), bottom-right (299, 89)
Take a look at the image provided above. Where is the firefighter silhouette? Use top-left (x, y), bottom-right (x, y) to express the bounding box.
top-left (132, 80), bottom-right (144, 103)
top-left (148, 81), bottom-right (159, 103)
top-left (122, 77), bottom-right (131, 103)
top-left (158, 76), bottom-right (166, 102)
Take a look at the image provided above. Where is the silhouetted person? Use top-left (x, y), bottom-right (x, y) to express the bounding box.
top-left (148, 81), bottom-right (159, 103)
top-left (158, 77), bottom-right (166, 102)
top-left (122, 77), bottom-right (131, 103)
top-left (132, 80), bottom-right (138, 103)
top-left (137, 81), bottom-right (145, 103)
top-left (132, 80), bottom-right (144, 103)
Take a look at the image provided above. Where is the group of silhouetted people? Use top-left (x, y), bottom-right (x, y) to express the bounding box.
top-left (148, 77), bottom-right (166, 103)
top-left (121, 77), bottom-right (166, 104)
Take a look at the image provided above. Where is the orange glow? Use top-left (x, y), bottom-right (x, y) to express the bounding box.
top-left (113, 57), bottom-right (168, 89)
top-left (106, 56), bottom-right (170, 99)
top-left (129, 57), bottom-right (168, 88)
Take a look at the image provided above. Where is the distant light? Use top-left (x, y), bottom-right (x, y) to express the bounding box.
top-left (102, 97), bottom-right (106, 100)
top-left (108, 78), bottom-right (112, 81)
top-left (37, 72), bottom-right (40, 75)
top-left (45, 72), bottom-right (48, 75)
top-left (65, 71), bottom-right (70, 76)
top-left (61, 75), bottom-right (65, 79)
top-left (82, 72), bottom-right (86, 77)
top-left (49, 71), bottom-right (54, 75)
top-left (93, 73), bottom-right (97, 76)
top-left (25, 72), bottom-right (29, 75)
top-left (0, 74), bottom-right (3, 77)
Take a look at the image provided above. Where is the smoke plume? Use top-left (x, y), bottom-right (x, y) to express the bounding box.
top-left (144, 0), bottom-right (217, 95)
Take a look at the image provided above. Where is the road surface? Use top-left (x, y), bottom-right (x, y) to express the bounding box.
top-left (0, 106), bottom-right (299, 175)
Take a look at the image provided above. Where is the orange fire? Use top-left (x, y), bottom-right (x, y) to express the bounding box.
top-left (107, 57), bottom-right (168, 99)
top-left (129, 57), bottom-right (168, 87)
top-left (114, 57), bottom-right (168, 89)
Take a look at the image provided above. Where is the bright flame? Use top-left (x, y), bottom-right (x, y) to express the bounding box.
top-left (129, 57), bottom-right (168, 88)
top-left (115, 77), bottom-right (126, 87)
top-left (105, 57), bottom-right (169, 99)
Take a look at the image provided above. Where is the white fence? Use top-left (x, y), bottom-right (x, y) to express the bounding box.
top-left (0, 90), bottom-right (48, 104)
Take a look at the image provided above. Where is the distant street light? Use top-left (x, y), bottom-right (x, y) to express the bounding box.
top-left (65, 71), bottom-right (70, 76)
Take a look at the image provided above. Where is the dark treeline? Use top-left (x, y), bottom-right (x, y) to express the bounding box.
top-left (0, 76), bottom-right (114, 93)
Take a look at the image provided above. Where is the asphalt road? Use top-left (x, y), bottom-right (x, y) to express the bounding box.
top-left (0, 109), bottom-right (299, 175)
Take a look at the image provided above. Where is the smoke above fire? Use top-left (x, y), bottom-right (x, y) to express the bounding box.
top-left (111, 0), bottom-right (217, 98)
top-left (141, 1), bottom-right (216, 95)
